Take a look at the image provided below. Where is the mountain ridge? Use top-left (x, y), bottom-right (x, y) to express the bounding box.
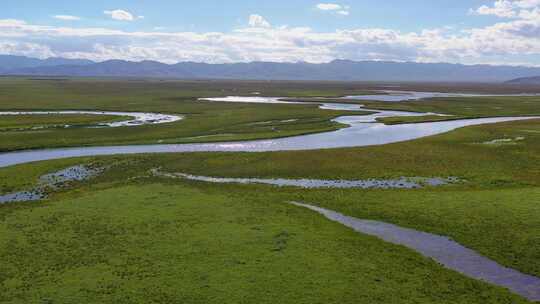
top-left (505, 76), bottom-right (540, 85)
top-left (0, 55), bottom-right (94, 72)
top-left (2, 55), bottom-right (540, 82)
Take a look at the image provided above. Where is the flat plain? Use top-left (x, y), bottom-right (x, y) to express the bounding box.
top-left (1, 78), bottom-right (539, 303)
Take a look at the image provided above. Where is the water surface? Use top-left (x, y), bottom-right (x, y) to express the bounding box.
top-left (202, 92), bottom-right (540, 104)
top-left (153, 169), bottom-right (459, 189)
top-left (1, 96), bottom-right (538, 168)
top-left (1, 115), bottom-right (538, 168)
top-left (0, 164), bottom-right (102, 204)
top-left (344, 90), bottom-right (540, 102)
top-left (290, 202), bottom-right (540, 301)
top-left (0, 111), bottom-right (183, 128)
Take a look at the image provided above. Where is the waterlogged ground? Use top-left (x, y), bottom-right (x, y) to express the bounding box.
top-left (0, 164), bottom-right (103, 204)
top-left (1, 156), bottom-right (539, 303)
top-left (152, 167), bottom-right (540, 301)
top-left (0, 78), bottom-right (539, 152)
top-left (0, 113), bottom-right (127, 131)
top-left (343, 90), bottom-right (540, 102)
top-left (1, 79), bottom-right (540, 303)
top-left (1, 115), bottom-right (537, 168)
top-left (1, 182), bottom-right (533, 304)
top-left (0, 110), bottom-right (183, 128)
top-left (290, 202), bottom-right (540, 301)
top-left (152, 169), bottom-right (460, 189)
top-left (1, 96), bottom-right (537, 168)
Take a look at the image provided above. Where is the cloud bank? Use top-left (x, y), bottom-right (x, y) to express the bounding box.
top-left (1, 1), bottom-right (540, 66)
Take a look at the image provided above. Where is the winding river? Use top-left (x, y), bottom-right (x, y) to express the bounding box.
top-left (1, 94), bottom-right (540, 300)
top-left (1, 96), bottom-right (539, 168)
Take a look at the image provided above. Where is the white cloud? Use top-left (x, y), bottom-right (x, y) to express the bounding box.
top-left (316, 3), bottom-right (350, 16)
top-left (248, 14), bottom-right (271, 28)
top-left (2, 4), bottom-right (540, 66)
top-left (104, 9), bottom-right (138, 21)
top-left (0, 41), bottom-right (55, 59)
top-left (467, 0), bottom-right (540, 42)
top-left (470, 0), bottom-right (540, 18)
top-left (316, 3), bottom-right (342, 11)
top-left (471, 0), bottom-right (516, 18)
top-left (0, 19), bottom-right (28, 26)
top-left (53, 15), bottom-right (81, 21)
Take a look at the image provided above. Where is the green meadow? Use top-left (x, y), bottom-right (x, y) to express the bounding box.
top-left (0, 78), bottom-right (539, 151)
top-left (0, 78), bottom-right (364, 151)
top-left (1, 78), bottom-right (539, 303)
top-left (0, 182), bottom-right (532, 304)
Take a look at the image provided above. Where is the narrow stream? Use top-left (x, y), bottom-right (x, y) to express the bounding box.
top-left (153, 169), bottom-right (459, 189)
top-left (1, 94), bottom-right (539, 300)
top-left (290, 202), bottom-right (540, 302)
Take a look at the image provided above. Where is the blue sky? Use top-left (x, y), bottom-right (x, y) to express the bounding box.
top-left (1, 0), bottom-right (497, 32)
top-left (1, 1), bottom-right (540, 66)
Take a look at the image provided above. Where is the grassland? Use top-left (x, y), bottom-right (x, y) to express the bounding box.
top-left (1, 78), bottom-right (540, 151)
top-left (0, 78), bottom-right (368, 151)
top-left (376, 115), bottom-right (463, 124)
top-left (1, 117), bottom-right (540, 302)
top-left (1, 78), bottom-right (540, 303)
top-left (0, 182), bottom-right (531, 303)
top-left (363, 95), bottom-right (540, 117)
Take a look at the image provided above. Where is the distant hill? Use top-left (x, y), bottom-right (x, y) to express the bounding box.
top-left (505, 76), bottom-right (540, 85)
top-left (0, 55), bottom-right (94, 73)
top-left (3, 55), bottom-right (540, 82)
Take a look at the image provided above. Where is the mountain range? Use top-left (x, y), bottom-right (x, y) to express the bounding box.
top-left (504, 76), bottom-right (540, 85)
top-left (0, 55), bottom-right (94, 72)
top-left (1, 55), bottom-right (540, 82)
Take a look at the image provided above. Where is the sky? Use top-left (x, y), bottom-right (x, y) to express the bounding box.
top-left (1, 0), bottom-right (540, 66)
